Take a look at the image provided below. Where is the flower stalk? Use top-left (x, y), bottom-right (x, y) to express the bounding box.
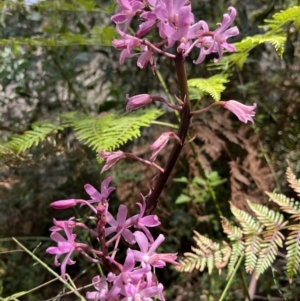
top-left (145, 51), bottom-right (192, 214)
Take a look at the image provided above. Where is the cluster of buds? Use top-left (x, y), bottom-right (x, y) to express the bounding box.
top-left (47, 177), bottom-right (179, 300)
top-left (47, 1), bottom-right (257, 300)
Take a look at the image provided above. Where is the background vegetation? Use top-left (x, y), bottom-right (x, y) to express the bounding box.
top-left (0, 0), bottom-right (300, 300)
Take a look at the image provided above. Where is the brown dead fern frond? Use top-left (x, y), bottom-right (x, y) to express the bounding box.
top-left (192, 111), bottom-right (274, 212)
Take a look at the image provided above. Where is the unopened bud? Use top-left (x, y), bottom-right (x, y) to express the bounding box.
top-left (126, 94), bottom-right (152, 111)
top-left (51, 199), bottom-right (77, 209)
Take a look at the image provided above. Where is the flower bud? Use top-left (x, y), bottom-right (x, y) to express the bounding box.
top-left (51, 199), bottom-right (77, 209)
top-left (126, 94), bottom-right (152, 111)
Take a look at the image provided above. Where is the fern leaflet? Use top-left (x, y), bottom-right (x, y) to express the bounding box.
top-left (248, 201), bottom-right (286, 276)
top-left (176, 231), bottom-right (231, 274)
top-left (230, 203), bottom-right (263, 273)
top-left (187, 74), bottom-right (229, 101)
top-left (1, 109), bottom-right (163, 157)
top-left (286, 225), bottom-right (300, 282)
top-left (70, 109), bottom-right (163, 153)
top-left (3, 122), bottom-right (64, 154)
top-left (263, 6), bottom-right (300, 31)
top-left (286, 166), bottom-right (300, 197)
top-left (221, 217), bottom-right (244, 274)
top-left (266, 192), bottom-right (300, 218)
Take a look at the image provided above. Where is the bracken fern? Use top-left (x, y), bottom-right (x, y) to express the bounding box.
top-left (1, 109), bottom-right (163, 160)
top-left (177, 167), bottom-right (300, 283)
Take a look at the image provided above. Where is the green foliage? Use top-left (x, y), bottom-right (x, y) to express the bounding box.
top-left (221, 217), bottom-right (244, 275)
top-left (70, 109), bottom-right (163, 153)
top-left (0, 0), bottom-right (112, 12)
top-left (0, 27), bottom-right (116, 47)
top-left (174, 172), bottom-right (227, 204)
top-left (188, 74), bottom-right (229, 101)
top-left (1, 109), bottom-right (163, 157)
top-left (211, 6), bottom-right (300, 70)
top-left (177, 231), bottom-right (230, 275)
top-left (247, 202), bottom-right (286, 277)
top-left (0, 0), bottom-right (116, 47)
top-left (213, 34), bottom-right (286, 70)
top-left (177, 167), bottom-right (300, 283)
top-left (237, 35), bottom-right (286, 58)
top-left (1, 122), bottom-right (62, 154)
top-left (263, 6), bottom-right (300, 31)
top-left (266, 168), bottom-right (300, 281)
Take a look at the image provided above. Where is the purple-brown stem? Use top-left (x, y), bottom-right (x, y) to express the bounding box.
top-left (97, 209), bottom-right (121, 274)
top-left (190, 101), bottom-right (222, 116)
top-left (152, 95), bottom-right (182, 111)
top-left (145, 51), bottom-right (192, 214)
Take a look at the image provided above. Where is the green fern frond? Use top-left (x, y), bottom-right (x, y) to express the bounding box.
top-left (230, 203), bottom-right (263, 235)
top-left (211, 33), bottom-right (286, 70)
top-left (247, 201), bottom-right (286, 277)
top-left (176, 251), bottom-right (205, 273)
top-left (236, 34), bottom-right (286, 59)
top-left (228, 241), bottom-right (244, 275)
top-left (286, 224), bottom-right (300, 282)
top-left (263, 6), bottom-right (300, 31)
top-left (1, 109), bottom-right (162, 157)
top-left (187, 74), bottom-right (229, 101)
top-left (193, 231), bottom-right (219, 251)
top-left (286, 166), bottom-right (300, 197)
top-left (208, 52), bottom-right (249, 71)
top-left (255, 241), bottom-right (279, 277)
top-left (221, 217), bottom-right (244, 274)
top-left (3, 122), bottom-right (64, 154)
top-left (71, 109), bottom-right (163, 153)
top-left (247, 201), bottom-right (287, 230)
top-left (206, 252), bottom-right (215, 275)
top-left (179, 166), bottom-right (300, 280)
top-left (176, 231), bottom-right (231, 274)
top-left (266, 191), bottom-right (300, 219)
top-left (245, 235), bottom-right (263, 274)
top-left (230, 203), bottom-right (263, 273)
top-left (220, 242), bottom-right (232, 271)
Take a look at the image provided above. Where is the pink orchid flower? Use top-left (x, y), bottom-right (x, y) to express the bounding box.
top-left (223, 100), bottom-right (257, 123)
top-left (131, 231), bottom-right (179, 268)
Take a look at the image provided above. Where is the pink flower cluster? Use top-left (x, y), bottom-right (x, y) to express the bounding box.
top-left (111, 0), bottom-right (239, 69)
top-left (47, 177), bottom-right (178, 300)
